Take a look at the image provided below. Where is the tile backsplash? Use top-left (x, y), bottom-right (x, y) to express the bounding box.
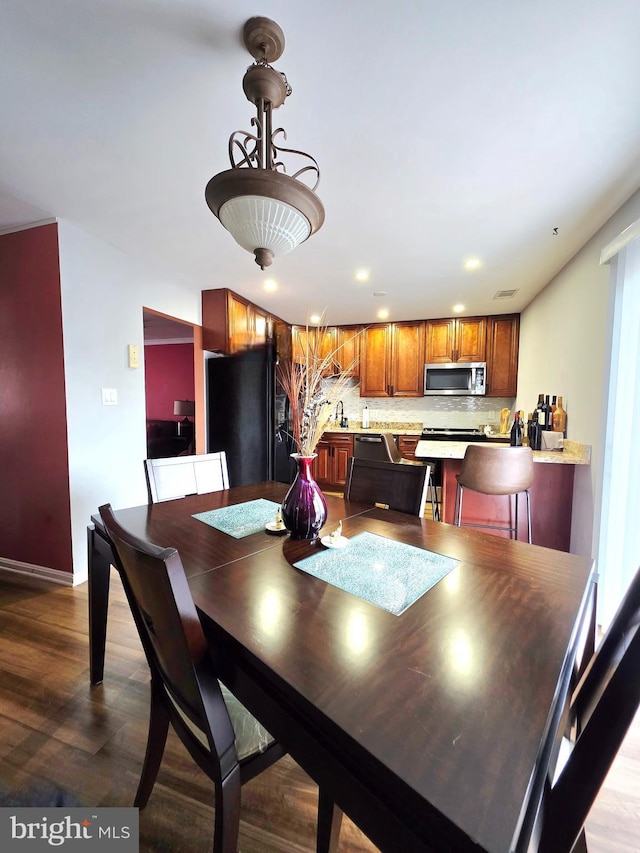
top-left (330, 379), bottom-right (515, 430)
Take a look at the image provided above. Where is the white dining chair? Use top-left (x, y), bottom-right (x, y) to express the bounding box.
top-left (145, 452), bottom-right (229, 503)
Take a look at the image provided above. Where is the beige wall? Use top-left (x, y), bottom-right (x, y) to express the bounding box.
top-left (517, 186), bottom-right (640, 559)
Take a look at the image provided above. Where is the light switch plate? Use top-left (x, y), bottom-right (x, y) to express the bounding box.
top-left (128, 344), bottom-right (140, 368)
top-left (102, 388), bottom-right (118, 405)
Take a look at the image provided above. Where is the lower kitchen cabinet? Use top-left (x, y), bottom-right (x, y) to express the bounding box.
top-left (396, 435), bottom-right (420, 460)
top-left (313, 432), bottom-right (354, 490)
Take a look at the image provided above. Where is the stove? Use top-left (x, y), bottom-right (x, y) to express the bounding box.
top-left (421, 427), bottom-right (488, 442)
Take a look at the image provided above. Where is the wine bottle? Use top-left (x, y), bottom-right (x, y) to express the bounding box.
top-left (529, 410), bottom-right (542, 451)
top-left (541, 395), bottom-right (553, 430)
top-left (553, 396), bottom-right (567, 435)
top-left (525, 412), bottom-right (533, 447)
top-left (551, 395), bottom-right (557, 420)
top-left (510, 412), bottom-right (523, 447)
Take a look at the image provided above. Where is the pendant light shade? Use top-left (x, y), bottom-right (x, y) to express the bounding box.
top-left (205, 17), bottom-right (324, 269)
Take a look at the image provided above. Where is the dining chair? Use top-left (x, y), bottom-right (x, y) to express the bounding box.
top-left (98, 503), bottom-right (342, 853)
top-left (344, 457), bottom-right (431, 516)
top-left (530, 565), bottom-right (640, 852)
top-left (453, 444), bottom-right (534, 542)
top-left (145, 451), bottom-right (229, 502)
top-left (379, 432), bottom-right (440, 520)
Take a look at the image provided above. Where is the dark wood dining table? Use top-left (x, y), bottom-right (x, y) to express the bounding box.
top-left (90, 482), bottom-right (596, 853)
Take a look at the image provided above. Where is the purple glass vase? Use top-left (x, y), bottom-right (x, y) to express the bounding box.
top-left (281, 454), bottom-right (328, 540)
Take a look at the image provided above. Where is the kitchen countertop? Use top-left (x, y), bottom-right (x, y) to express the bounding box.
top-left (323, 422), bottom-right (423, 435)
top-left (415, 439), bottom-right (591, 465)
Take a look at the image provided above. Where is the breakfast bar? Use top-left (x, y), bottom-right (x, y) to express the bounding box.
top-left (416, 439), bottom-right (591, 551)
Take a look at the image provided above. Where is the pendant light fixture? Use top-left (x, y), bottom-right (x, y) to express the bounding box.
top-left (205, 17), bottom-right (325, 270)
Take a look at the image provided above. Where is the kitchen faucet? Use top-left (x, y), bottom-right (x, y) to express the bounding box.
top-left (335, 401), bottom-right (347, 428)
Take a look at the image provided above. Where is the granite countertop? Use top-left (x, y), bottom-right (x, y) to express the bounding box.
top-left (323, 422), bottom-right (423, 435)
top-left (415, 439), bottom-right (591, 465)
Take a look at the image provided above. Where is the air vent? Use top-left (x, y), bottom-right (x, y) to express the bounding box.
top-left (493, 289), bottom-right (518, 300)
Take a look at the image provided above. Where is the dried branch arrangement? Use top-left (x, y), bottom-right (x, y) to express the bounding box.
top-left (277, 319), bottom-right (361, 457)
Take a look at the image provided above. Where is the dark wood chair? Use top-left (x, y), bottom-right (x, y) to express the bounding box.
top-left (529, 565), bottom-right (640, 852)
top-left (379, 432), bottom-right (440, 519)
top-left (98, 503), bottom-right (340, 853)
top-left (344, 457), bottom-right (431, 516)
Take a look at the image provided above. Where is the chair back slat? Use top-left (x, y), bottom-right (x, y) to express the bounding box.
top-left (534, 566), bottom-right (640, 852)
top-left (345, 457), bottom-right (430, 516)
top-left (145, 451), bottom-right (229, 502)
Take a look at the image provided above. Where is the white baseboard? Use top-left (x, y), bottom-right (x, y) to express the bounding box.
top-left (0, 558), bottom-right (84, 587)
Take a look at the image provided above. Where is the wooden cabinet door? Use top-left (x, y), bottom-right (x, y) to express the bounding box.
top-left (228, 293), bottom-right (251, 352)
top-left (313, 440), bottom-right (331, 485)
top-left (391, 322), bottom-right (426, 396)
top-left (292, 326), bottom-right (337, 375)
top-left (329, 434), bottom-right (354, 488)
top-left (425, 317), bottom-right (486, 363)
top-left (336, 326), bottom-right (361, 376)
top-left (455, 317), bottom-right (487, 362)
top-left (359, 324), bottom-right (392, 396)
top-left (425, 319), bottom-right (456, 363)
top-left (486, 314), bottom-right (520, 397)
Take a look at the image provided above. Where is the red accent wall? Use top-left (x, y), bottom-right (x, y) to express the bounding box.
top-left (144, 343), bottom-right (195, 421)
top-left (0, 224), bottom-right (73, 572)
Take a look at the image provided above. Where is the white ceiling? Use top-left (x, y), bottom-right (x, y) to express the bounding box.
top-left (2, 0), bottom-right (640, 328)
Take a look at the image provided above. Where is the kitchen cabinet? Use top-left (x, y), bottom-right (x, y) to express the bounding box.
top-left (486, 314), bottom-right (519, 397)
top-left (425, 317), bottom-right (486, 363)
top-left (336, 326), bottom-right (361, 376)
top-left (396, 435), bottom-right (420, 460)
top-left (360, 321), bottom-right (425, 397)
top-left (291, 326), bottom-right (337, 376)
top-left (313, 432), bottom-right (354, 490)
top-left (292, 325), bottom-right (361, 377)
top-left (202, 288), bottom-right (274, 354)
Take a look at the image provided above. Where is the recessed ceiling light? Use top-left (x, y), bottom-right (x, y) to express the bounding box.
top-left (263, 279), bottom-right (278, 292)
top-left (377, 308), bottom-right (389, 320)
top-left (355, 269), bottom-right (370, 282)
top-left (309, 314), bottom-right (321, 325)
top-left (453, 304), bottom-right (465, 313)
top-left (464, 258), bottom-right (481, 270)
top-left (372, 291), bottom-right (387, 297)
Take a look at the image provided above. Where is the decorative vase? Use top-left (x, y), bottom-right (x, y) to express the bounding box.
top-left (281, 454), bottom-right (327, 540)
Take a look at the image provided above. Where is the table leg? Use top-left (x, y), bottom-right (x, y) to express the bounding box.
top-left (87, 524), bottom-right (113, 685)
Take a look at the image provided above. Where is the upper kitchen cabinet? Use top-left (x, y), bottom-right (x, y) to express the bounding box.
top-left (486, 314), bottom-right (520, 397)
top-left (202, 288), bottom-right (272, 354)
top-left (336, 326), bottom-right (361, 376)
top-left (425, 317), bottom-right (487, 363)
top-left (292, 325), bottom-right (361, 376)
top-left (292, 325), bottom-right (337, 376)
top-left (360, 321), bottom-right (425, 397)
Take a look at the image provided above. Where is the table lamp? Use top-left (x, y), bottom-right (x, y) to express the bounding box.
top-left (174, 400), bottom-right (195, 437)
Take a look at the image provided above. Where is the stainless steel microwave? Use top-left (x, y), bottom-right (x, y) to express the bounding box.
top-left (424, 362), bottom-right (486, 396)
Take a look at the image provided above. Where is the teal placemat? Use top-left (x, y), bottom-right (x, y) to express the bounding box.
top-left (293, 532), bottom-right (459, 615)
top-left (193, 499), bottom-right (282, 539)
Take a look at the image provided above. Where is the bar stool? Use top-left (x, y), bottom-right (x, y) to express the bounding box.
top-left (379, 433), bottom-right (441, 520)
top-left (454, 445), bottom-right (534, 542)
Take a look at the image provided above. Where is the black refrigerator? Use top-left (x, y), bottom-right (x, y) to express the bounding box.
top-left (207, 346), bottom-right (296, 487)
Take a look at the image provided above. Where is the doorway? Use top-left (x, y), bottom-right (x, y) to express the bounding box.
top-left (143, 308), bottom-right (203, 457)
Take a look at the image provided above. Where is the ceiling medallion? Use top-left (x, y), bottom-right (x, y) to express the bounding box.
top-left (205, 17), bottom-right (325, 269)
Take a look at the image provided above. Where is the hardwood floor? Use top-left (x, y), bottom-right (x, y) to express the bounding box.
top-left (0, 568), bottom-right (637, 852)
